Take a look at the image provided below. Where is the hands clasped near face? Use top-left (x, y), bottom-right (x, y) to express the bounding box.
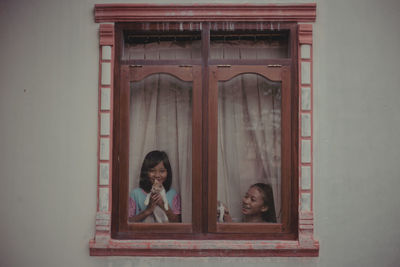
top-left (147, 191), bottom-right (167, 211)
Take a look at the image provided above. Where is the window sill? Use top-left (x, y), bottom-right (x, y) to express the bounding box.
top-left (89, 236), bottom-right (319, 257)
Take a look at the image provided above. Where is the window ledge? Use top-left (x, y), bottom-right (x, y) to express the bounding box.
top-left (90, 237), bottom-right (319, 257)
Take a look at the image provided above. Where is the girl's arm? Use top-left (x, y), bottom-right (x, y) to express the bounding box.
top-left (162, 206), bottom-right (181, 223)
top-left (128, 207), bottom-right (154, 222)
top-left (128, 195), bottom-right (156, 223)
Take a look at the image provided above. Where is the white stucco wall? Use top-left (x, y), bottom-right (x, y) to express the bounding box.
top-left (1, 0), bottom-right (399, 266)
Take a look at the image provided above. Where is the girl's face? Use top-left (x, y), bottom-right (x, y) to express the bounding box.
top-left (241, 186), bottom-right (268, 217)
top-left (148, 161), bottom-right (167, 185)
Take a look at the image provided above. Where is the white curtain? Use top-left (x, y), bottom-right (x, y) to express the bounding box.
top-left (129, 73), bottom-right (193, 223)
top-left (128, 40), bottom-right (198, 223)
top-left (213, 40), bottom-right (282, 222)
top-left (127, 39), bottom-right (282, 223)
top-left (217, 74), bottom-right (281, 222)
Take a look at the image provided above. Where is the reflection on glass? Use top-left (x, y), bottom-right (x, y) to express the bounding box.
top-left (210, 32), bottom-right (289, 59)
top-left (217, 73), bottom-right (281, 223)
top-left (122, 32), bottom-right (201, 60)
top-left (128, 74), bottom-right (192, 223)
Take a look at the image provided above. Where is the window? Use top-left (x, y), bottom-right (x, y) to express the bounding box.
top-left (91, 4), bottom-right (318, 256)
top-left (113, 23), bottom-right (296, 239)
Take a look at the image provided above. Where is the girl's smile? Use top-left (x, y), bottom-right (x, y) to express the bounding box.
top-left (241, 186), bottom-right (268, 218)
top-left (148, 161), bottom-right (167, 184)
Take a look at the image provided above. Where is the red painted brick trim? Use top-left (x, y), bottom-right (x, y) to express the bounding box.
top-left (299, 24), bottom-right (313, 44)
top-left (90, 248), bottom-right (319, 257)
top-left (95, 4), bottom-right (316, 23)
top-left (96, 24), bottom-right (114, 225)
top-left (89, 239), bottom-right (319, 257)
top-left (99, 24), bottom-right (114, 46)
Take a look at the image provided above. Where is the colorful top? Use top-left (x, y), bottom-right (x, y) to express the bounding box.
top-left (128, 188), bottom-right (181, 218)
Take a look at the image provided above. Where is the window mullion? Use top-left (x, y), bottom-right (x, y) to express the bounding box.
top-left (201, 23), bottom-right (210, 233)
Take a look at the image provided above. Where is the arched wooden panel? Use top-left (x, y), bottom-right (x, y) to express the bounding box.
top-left (128, 65), bottom-right (194, 82)
top-left (214, 65), bottom-right (288, 82)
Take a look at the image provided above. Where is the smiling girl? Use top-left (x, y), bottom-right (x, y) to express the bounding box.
top-left (221, 183), bottom-right (277, 223)
top-left (128, 150), bottom-right (181, 223)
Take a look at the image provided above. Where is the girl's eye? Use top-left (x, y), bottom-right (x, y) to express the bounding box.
top-left (149, 169), bottom-right (166, 174)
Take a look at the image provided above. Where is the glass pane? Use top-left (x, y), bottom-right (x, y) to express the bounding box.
top-left (210, 31), bottom-right (289, 59)
top-left (122, 32), bottom-right (201, 60)
top-left (128, 74), bottom-right (192, 223)
top-left (217, 73), bottom-right (281, 223)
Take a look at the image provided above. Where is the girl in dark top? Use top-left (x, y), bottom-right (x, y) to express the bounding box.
top-left (222, 183), bottom-right (277, 223)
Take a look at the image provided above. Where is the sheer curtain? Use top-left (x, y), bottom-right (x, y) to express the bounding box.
top-left (127, 41), bottom-right (198, 223)
top-left (126, 39), bottom-right (282, 223)
top-left (213, 40), bottom-right (282, 222)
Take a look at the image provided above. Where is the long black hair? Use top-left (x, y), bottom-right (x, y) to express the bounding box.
top-left (139, 150), bottom-right (172, 193)
top-left (251, 183), bottom-right (277, 223)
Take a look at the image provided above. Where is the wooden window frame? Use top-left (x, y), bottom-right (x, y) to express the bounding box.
top-left (207, 65), bottom-right (294, 236)
top-left (114, 65), bottom-right (203, 239)
top-left (90, 4), bottom-right (318, 257)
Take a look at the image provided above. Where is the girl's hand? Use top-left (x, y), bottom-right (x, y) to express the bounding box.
top-left (152, 193), bottom-right (167, 210)
top-left (223, 207), bottom-right (232, 222)
top-left (145, 193), bottom-right (158, 213)
top-left (217, 202), bottom-right (232, 222)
